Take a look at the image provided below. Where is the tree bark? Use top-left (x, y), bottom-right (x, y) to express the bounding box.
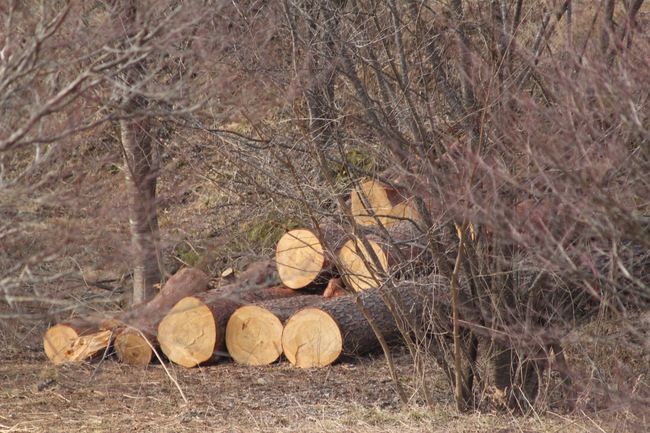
top-left (113, 0), bottom-right (162, 305)
top-left (158, 284), bottom-right (315, 367)
top-left (225, 295), bottom-right (327, 365)
top-left (114, 267), bottom-right (211, 365)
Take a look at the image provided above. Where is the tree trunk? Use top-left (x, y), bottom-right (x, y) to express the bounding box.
top-left (275, 225), bottom-right (347, 289)
top-left (282, 283), bottom-right (429, 368)
top-left (158, 284), bottom-right (315, 368)
top-left (114, 267), bottom-right (211, 365)
top-left (114, 0), bottom-right (162, 305)
top-left (225, 295), bottom-right (327, 366)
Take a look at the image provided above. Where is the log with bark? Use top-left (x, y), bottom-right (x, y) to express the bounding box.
top-left (275, 225), bottom-right (347, 289)
top-left (43, 315), bottom-right (120, 365)
top-left (351, 179), bottom-right (422, 228)
top-left (225, 294), bottom-right (327, 366)
top-left (337, 220), bottom-right (426, 291)
top-left (282, 283), bottom-right (430, 368)
top-left (158, 281), bottom-right (315, 368)
top-left (113, 267), bottom-right (211, 365)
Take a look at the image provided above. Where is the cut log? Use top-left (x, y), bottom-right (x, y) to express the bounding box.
top-left (337, 221), bottom-right (425, 291)
top-left (323, 277), bottom-right (347, 298)
top-left (282, 283), bottom-right (430, 368)
top-left (276, 225), bottom-right (347, 289)
top-left (158, 284), bottom-right (312, 367)
top-left (43, 316), bottom-right (118, 365)
top-left (225, 295), bottom-right (326, 365)
top-left (351, 179), bottom-right (421, 228)
top-left (113, 267), bottom-right (211, 365)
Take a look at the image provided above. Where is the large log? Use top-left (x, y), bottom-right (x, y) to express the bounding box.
top-left (158, 284), bottom-right (313, 367)
top-left (225, 295), bottom-right (327, 366)
top-left (337, 220), bottom-right (426, 291)
top-left (113, 267), bottom-right (211, 365)
top-left (275, 225), bottom-right (347, 289)
top-left (43, 315), bottom-right (119, 365)
top-left (351, 179), bottom-right (421, 228)
top-left (282, 283), bottom-right (429, 368)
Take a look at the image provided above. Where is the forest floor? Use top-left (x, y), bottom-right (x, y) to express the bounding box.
top-left (0, 339), bottom-right (624, 433)
top-left (6, 288), bottom-right (650, 433)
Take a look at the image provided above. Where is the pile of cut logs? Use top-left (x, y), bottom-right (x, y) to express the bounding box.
top-left (44, 180), bottom-right (434, 368)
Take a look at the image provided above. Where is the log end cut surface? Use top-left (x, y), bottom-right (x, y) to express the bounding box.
top-left (338, 238), bottom-right (387, 291)
top-left (276, 229), bottom-right (326, 289)
top-left (226, 305), bottom-right (284, 365)
top-left (282, 308), bottom-right (342, 368)
top-left (114, 332), bottom-right (154, 365)
top-left (158, 297), bottom-right (216, 368)
top-left (43, 324), bottom-right (80, 365)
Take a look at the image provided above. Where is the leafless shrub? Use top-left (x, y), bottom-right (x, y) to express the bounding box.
top-left (249, 0), bottom-right (650, 418)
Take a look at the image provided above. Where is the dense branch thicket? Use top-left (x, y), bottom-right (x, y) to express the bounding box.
top-left (262, 0), bottom-right (650, 415)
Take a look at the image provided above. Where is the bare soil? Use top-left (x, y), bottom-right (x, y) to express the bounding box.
top-left (1, 335), bottom-right (637, 433)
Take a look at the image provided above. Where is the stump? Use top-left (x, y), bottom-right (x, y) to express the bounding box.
top-left (158, 285), bottom-right (312, 367)
top-left (282, 283), bottom-right (429, 368)
top-left (113, 267), bottom-right (211, 365)
top-left (225, 295), bottom-right (327, 365)
top-left (275, 225), bottom-right (347, 289)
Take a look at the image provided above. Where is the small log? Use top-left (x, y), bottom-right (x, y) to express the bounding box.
top-left (351, 179), bottom-right (421, 228)
top-left (43, 315), bottom-right (118, 365)
top-left (323, 277), bottom-right (347, 298)
top-left (225, 295), bottom-right (326, 365)
top-left (113, 267), bottom-right (211, 365)
top-left (282, 283), bottom-right (429, 368)
top-left (275, 225), bottom-right (347, 289)
top-left (337, 220), bottom-right (425, 291)
top-left (158, 284), bottom-right (312, 367)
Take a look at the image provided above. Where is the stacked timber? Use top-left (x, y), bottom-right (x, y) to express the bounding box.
top-left (157, 259), bottom-right (318, 368)
top-left (43, 179), bottom-right (435, 368)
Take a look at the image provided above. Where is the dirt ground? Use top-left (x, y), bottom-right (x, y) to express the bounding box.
top-left (0, 335), bottom-right (638, 433)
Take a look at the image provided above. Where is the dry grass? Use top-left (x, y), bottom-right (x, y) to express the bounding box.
top-left (0, 343), bottom-right (630, 433)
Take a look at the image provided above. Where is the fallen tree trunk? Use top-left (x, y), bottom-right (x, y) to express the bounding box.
top-left (43, 315), bottom-right (119, 365)
top-left (43, 260), bottom-right (278, 365)
top-left (282, 283), bottom-right (430, 368)
top-left (114, 267), bottom-right (211, 365)
top-left (337, 221), bottom-right (427, 291)
top-left (158, 284), bottom-right (314, 367)
top-left (225, 294), bottom-right (327, 366)
top-left (275, 225), bottom-right (347, 289)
